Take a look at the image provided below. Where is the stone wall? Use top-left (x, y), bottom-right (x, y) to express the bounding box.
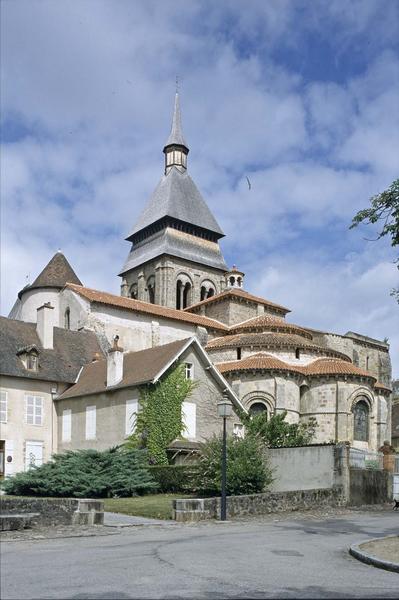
top-left (0, 497), bottom-right (104, 526)
top-left (173, 487), bottom-right (345, 521)
top-left (349, 469), bottom-right (393, 506)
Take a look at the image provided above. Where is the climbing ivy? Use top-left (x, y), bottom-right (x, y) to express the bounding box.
top-left (125, 363), bottom-right (197, 465)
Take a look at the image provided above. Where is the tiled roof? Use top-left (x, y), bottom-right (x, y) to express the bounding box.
top-left (65, 284), bottom-right (228, 332)
top-left (206, 332), bottom-right (351, 361)
top-left (58, 338), bottom-right (190, 399)
top-left (19, 252), bottom-right (81, 298)
top-left (372, 381), bottom-right (392, 393)
top-left (229, 315), bottom-right (312, 339)
top-left (0, 316), bottom-right (103, 384)
top-left (185, 288), bottom-right (290, 314)
top-left (217, 354), bottom-right (376, 381)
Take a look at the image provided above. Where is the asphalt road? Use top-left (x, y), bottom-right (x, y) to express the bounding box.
top-left (1, 510), bottom-right (398, 599)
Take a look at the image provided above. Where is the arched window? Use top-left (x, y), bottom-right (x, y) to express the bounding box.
top-left (249, 402), bottom-right (268, 417)
top-left (207, 288), bottom-right (215, 298)
top-left (229, 276), bottom-right (235, 286)
top-left (200, 286), bottom-right (207, 301)
top-left (64, 308), bottom-right (70, 330)
top-left (182, 282), bottom-right (191, 309)
top-left (237, 347), bottom-right (241, 360)
top-left (129, 283), bottom-right (138, 299)
top-left (147, 276), bottom-right (155, 304)
top-left (237, 277), bottom-right (242, 288)
top-left (176, 280), bottom-right (183, 309)
top-left (295, 348), bottom-right (300, 359)
top-left (353, 399), bottom-right (369, 442)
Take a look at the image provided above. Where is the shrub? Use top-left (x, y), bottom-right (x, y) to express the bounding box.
top-left (193, 435), bottom-right (273, 497)
top-left (1, 447), bottom-right (157, 498)
top-left (240, 410), bottom-right (317, 448)
top-left (148, 465), bottom-right (197, 493)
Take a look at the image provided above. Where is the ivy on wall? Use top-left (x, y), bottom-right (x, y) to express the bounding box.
top-left (126, 363), bottom-right (197, 465)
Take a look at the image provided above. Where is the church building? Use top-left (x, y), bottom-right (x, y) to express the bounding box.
top-left (0, 93), bottom-right (393, 474)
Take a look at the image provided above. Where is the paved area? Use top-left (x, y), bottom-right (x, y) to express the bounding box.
top-left (104, 511), bottom-right (173, 527)
top-left (1, 507), bottom-right (398, 599)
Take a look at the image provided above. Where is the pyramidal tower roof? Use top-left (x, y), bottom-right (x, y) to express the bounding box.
top-left (19, 252), bottom-right (82, 298)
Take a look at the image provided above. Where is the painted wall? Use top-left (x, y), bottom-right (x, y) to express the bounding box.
top-left (9, 288), bottom-right (60, 325)
top-left (269, 445), bottom-right (336, 492)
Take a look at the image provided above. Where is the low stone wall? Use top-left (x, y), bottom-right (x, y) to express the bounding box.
top-left (349, 469), bottom-right (392, 506)
top-left (173, 486), bottom-right (345, 522)
top-left (0, 497), bottom-right (104, 527)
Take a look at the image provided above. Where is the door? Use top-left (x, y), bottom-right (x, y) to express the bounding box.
top-left (25, 441), bottom-right (43, 470)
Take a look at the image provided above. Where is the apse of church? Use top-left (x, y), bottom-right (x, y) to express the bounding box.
top-left (119, 93), bottom-right (229, 310)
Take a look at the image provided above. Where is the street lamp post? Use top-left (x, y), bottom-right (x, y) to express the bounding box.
top-left (217, 395), bottom-right (233, 521)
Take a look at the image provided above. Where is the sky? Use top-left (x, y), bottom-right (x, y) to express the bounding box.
top-left (1, 0), bottom-right (399, 375)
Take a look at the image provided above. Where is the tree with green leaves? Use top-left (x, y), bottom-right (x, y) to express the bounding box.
top-left (238, 409), bottom-right (317, 448)
top-left (350, 178), bottom-right (399, 301)
top-left (125, 364), bottom-right (197, 465)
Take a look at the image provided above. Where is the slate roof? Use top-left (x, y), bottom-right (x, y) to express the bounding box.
top-left (120, 227), bottom-right (228, 274)
top-left (0, 316), bottom-right (103, 384)
top-left (58, 338), bottom-right (190, 399)
top-left (164, 93), bottom-right (188, 149)
top-left (206, 332), bottom-right (351, 361)
top-left (185, 288), bottom-right (290, 315)
top-left (126, 167), bottom-right (224, 239)
top-left (65, 284), bottom-right (228, 332)
top-left (19, 252), bottom-right (82, 298)
top-left (217, 353), bottom-right (377, 381)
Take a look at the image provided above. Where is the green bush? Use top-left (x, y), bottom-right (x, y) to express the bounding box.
top-left (240, 410), bottom-right (317, 448)
top-left (148, 465), bottom-right (197, 493)
top-left (1, 447), bottom-right (157, 498)
top-left (193, 435), bottom-right (273, 497)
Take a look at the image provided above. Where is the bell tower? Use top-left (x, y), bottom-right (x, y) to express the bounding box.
top-left (119, 94), bottom-right (228, 309)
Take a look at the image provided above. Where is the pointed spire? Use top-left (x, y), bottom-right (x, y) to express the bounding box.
top-left (19, 253), bottom-right (82, 298)
top-left (164, 93), bottom-right (188, 150)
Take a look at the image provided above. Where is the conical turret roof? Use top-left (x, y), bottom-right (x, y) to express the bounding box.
top-left (19, 252), bottom-right (82, 298)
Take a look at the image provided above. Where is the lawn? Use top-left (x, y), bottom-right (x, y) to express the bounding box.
top-left (103, 493), bottom-right (193, 520)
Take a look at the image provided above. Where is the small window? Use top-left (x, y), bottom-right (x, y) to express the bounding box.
top-left (185, 363), bottom-right (194, 380)
top-left (295, 348), bottom-right (300, 359)
top-left (25, 441), bottom-right (43, 470)
top-left (85, 406), bottom-right (96, 440)
top-left (125, 399), bottom-right (138, 436)
top-left (366, 356), bottom-right (369, 370)
top-left (27, 353), bottom-right (38, 371)
top-left (249, 402), bottom-right (267, 417)
top-left (237, 348), bottom-right (242, 360)
top-left (0, 390), bottom-right (7, 423)
top-left (64, 308), bottom-right (71, 330)
top-left (25, 395), bottom-right (43, 426)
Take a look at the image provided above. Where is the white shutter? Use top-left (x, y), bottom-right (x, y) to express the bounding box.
top-left (0, 390), bottom-right (7, 422)
top-left (62, 409), bottom-right (71, 442)
top-left (25, 441), bottom-right (43, 469)
top-left (4, 440), bottom-right (14, 476)
top-left (125, 399), bottom-right (138, 436)
top-left (182, 401), bottom-right (196, 440)
top-left (85, 406), bottom-right (96, 440)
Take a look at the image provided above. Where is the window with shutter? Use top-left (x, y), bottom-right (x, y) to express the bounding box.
top-left (62, 409), bottom-right (72, 442)
top-left (25, 441), bottom-right (43, 469)
top-left (125, 399), bottom-right (138, 436)
top-left (0, 391), bottom-right (7, 423)
top-left (85, 406), bottom-right (96, 440)
top-left (182, 401), bottom-right (196, 439)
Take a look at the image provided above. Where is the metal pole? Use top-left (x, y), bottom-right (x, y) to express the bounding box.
top-left (221, 415), bottom-right (227, 521)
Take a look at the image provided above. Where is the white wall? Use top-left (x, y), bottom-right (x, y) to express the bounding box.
top-left (13, 288), bottom-right (61, 324)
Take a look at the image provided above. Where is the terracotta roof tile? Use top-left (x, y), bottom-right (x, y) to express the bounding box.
top-left (229, 315), bottom-right (312, 339)
top-left (217, 354), bottom-right (376, 381)
top-left (65, 284), bottom-right (228, 332)
top-left (206, 332), bottom-right (350, 361)
top-left (373, 381), bottom-right (392, 392)
top-left (184, 288), bottom-right (290, 314)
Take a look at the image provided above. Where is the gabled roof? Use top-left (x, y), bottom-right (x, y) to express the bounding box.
top-left (57, 336), bottom-right (245, 413)
top-left (65, 284), bottom-right (228, 332)
top-left (19, 252), bottom-right (82, 298)
top-left (0, 316), bottom-right (102, 383)
top-left (164, 93), bottom-right (188, 149)
top-left (185, 288), bottom-right (290, 315)
top-left (126, 167), bottom-right (224, 239)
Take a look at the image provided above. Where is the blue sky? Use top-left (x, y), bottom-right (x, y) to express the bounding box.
top-left (1, 0), bottom-right (398, 374)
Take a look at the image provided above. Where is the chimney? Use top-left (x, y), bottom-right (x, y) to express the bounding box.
top-left (36, 303), bottom-right (55, 349)
top-left (107, 335), bottom-right (124, 387)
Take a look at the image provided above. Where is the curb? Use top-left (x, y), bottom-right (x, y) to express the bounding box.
top-left (349, 535), bottom-right (399, 573)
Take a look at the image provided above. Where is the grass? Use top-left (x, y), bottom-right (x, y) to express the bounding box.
top-left (103, 493), bottom-right (193, 520)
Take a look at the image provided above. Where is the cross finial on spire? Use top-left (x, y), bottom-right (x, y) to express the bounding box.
top-left (175, 75), bottom-right (179, 94)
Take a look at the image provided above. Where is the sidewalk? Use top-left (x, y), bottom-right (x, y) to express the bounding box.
top-left (104, 511), bottom-right (176, 527)
top-left (350, 535), bottom-right (399, 573)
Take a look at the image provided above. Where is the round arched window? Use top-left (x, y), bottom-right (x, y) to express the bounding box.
top-left (353, 399), bottom-right (369, 442)
top-left (249, 402), bottom-right (267, 417)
